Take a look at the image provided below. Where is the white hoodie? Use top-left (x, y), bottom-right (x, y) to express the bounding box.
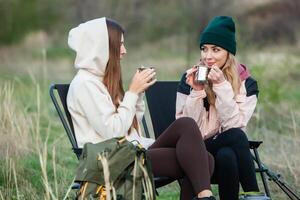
top-left (67, 18), bottom-right (154, 148)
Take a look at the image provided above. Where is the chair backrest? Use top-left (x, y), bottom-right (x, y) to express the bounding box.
top-left (50, 81), bottom-right (179, 147)
top-left (145, 81), bottom-right (179, 139)
top-left (49, 84), bottom-right (81, 158)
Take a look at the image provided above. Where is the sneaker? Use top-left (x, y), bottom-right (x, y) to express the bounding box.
top-left (192, 196), bottom-right (216, 200)
top-left (239, 192), bottom-right (271, 200)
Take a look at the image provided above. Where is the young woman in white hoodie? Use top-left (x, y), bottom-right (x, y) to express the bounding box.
top-left (67, 18), bottom-right (216, 200)
top-left (176, 16), bottom-right (260, 200)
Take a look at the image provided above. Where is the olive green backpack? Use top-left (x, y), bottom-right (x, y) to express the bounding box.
top-left (75, 137), bottom-right (155, 200)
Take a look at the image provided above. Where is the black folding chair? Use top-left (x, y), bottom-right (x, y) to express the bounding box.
top-left (144, 81), bottom-right (272, 198)
top-left (49, 83), bottom-right (174, 190)
top-left (50, 83), bottom-right (300, 199)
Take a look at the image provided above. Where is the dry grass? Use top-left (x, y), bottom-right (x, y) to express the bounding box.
top-left (0, 38), bottom-right (300, 199)
top-left (0, 82), bottom-right (32, 156)
top-left (0, 79), bottom-right (74, 199)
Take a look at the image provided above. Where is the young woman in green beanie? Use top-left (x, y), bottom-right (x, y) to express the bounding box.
top-left (176, 16), bottom-right (260, 200)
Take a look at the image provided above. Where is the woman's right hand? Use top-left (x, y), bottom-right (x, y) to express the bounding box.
top-left (129, 68), bottom-right (156, 94)
top-left (186, 66), bottom-right (205, 91)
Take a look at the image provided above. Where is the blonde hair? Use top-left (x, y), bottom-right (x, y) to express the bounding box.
top-left (205, 53), bottom-right (241, 105)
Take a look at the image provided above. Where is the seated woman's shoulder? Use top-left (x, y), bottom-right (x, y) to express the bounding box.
top-left (244, 77), bottom-right (259, 97)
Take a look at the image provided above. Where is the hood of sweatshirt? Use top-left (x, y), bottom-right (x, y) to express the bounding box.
top-left (68, 17), bottom-right (109, 78)
top-left (238, 63), bottom-right (250, 81)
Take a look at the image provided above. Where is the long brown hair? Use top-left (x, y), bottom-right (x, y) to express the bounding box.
top-left (103, 18), bottom-right (139, 134)
top-left (205, 53), bottom-right (241, 105)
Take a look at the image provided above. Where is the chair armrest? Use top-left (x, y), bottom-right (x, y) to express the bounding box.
top-left (249, 140), bottom-right (263, 149)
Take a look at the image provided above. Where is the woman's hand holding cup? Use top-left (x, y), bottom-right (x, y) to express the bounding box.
top-left (186, 65), bottom-right (205, 91)
top-left (129, 67), bottom-right (156, 94)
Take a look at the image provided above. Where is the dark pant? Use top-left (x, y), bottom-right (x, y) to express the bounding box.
top-left (148, 117), bottom-right (214, 200)
top-left (205, 128), bottom-right (259, 200)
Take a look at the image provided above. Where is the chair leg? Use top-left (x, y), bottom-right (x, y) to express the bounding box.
top-left (264, 166), bottom-right (300, 200)
top-left (253, 148), bottom-right (271, 198)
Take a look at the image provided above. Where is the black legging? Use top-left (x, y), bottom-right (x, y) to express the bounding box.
top-left (147, 117), bottom-right (214, 200)
top-left (205, 128), bottom-right (259, 200)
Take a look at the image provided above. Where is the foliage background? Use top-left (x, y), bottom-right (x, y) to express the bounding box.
top-left (0, 0), bottom-right (300, 199)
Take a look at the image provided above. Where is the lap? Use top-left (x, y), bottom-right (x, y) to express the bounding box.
top-left (205, 128), bottom-right (249, 154)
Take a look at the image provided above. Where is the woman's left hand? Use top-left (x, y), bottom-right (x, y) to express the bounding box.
top-left (207, 65), bottom-right (226, 84)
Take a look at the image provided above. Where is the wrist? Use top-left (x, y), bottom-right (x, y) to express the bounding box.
top-left (128, 89), bottom-right (139, 95)
top-left (126, 90), bottom-right (139, 98)
top-left (212, 79), bottom-right (226, 87)
top-left (192, 87), bottom-right (204, 91)
top-left (190, 89), bottom-right (206, 98)
top-left (192, 83), bottom-right (205, 91)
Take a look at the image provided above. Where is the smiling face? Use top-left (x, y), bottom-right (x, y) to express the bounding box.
top-left (200, 44), bottom-right (229, 69)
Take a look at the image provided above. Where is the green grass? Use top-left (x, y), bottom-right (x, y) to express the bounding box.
top-left (0, 40), bottom-right (300, 199)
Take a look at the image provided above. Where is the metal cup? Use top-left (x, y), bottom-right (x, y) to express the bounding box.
top-left (138, 66), bottom-right (155, 82)
top-left (195, 64), bottom-right (209, 84)
top-left (138, 66), bottom-right (155, 72)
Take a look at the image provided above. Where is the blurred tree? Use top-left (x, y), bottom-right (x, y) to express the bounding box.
top-left (239, 0), bottom-right (300, 46)
top-left (0, 0), bottom-right (64, 45)
top-left (0, 0), bottom-right (38, 44)
top-left (0, 0), bottom-right (299, 48)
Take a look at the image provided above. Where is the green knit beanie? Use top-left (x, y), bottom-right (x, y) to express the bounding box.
top-left (199, 16), bottom-right (236, 55)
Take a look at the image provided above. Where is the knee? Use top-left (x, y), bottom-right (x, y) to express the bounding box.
top-left (216, 147), bottom-right (238, 171)
top-left (175, 117), bottom-right (198, 130)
